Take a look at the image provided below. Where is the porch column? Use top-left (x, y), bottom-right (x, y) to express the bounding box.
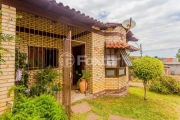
top-left (0, 4), bottom-right (16, 115)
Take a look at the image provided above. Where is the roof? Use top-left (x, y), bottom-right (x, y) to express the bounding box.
top-left (22, 0), bottom-right (115, 29)
top-left (106, 40), bottom-right (130, 48)
top-left (126, 31), bottom-right (139, 42)
top-left (105, 40), bottom-right (139, 52)
top-left (3, 0), bottom-right (138, 41)
top-left (164, 62), bottom-right (180, 65)
top-left (129, 45), bottom-right (140, 52)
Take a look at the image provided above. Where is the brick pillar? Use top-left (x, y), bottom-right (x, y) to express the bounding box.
top-left (0, 4), bottom-right (16, 115)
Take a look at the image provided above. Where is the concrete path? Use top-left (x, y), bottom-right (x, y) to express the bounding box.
top-left (71, 101), bottom-right (91, 114)
top-left (56, 90), bottom-right (86, 103)
top-left (129, 82), bottom-right (143, 88)
top-left (86, 112), bottom-right (100, 120)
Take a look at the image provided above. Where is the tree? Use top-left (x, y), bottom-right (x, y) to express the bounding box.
top-left (132, 56), bottom-right (164, 100)
top-left (176, 49), bottom-right (180, 62)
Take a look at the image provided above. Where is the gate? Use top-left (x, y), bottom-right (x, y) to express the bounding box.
top-left (62, 31), bottom-right (72, 119)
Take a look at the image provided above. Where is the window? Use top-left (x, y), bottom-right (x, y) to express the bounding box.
top-left (105, 49), bottom-right (131, 77)
top-left (106, 49), bottom-right (117, 67)
top-left (28, 46), bottom-right (58, 69)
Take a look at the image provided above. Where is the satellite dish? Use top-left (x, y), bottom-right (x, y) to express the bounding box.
top-left (122, 18), bottom-right (136, 29)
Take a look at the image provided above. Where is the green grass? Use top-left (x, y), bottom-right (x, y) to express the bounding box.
top-left (71, 87), bottom-right (180, 120)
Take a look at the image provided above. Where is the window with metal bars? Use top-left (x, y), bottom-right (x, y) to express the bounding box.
top-left (105, 49), bottom-right (131, 77)
top-left (28, 46), bottom-right (58, 69)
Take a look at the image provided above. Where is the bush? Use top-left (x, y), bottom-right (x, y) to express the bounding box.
top-left (0, 94), bottom-right (68, 120)
top-left (149, 75), bottom-right (180, 95)
top-left (32, 66), bottom-right (60, 96)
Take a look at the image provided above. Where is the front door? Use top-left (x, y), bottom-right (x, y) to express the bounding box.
top-left (72, 44), bottom-right (85, 86)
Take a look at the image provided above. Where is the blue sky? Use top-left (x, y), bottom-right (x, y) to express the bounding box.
top-left (56, 0), bottom-right (180, 58)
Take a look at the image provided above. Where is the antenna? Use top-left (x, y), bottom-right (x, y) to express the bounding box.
top-left (122, 18), bottom-right (136, 33)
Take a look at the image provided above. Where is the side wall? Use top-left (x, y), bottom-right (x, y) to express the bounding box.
top-left (105, 26), bottom-right (128, 94)
top-left (91, 33), bottom-right (105, 94)
top-left (91, 26), bottom-right (129, 96)
top-left (169, 64), bottom-right (180, 75)
top-left (0, 4), bottom-right (16, 114)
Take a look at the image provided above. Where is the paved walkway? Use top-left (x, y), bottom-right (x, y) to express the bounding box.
top-left (56, 90), bottom-right (86, 103)
top-left (71, 102), bottom-right (91, 114)
top-left (129, 82), bottom-right (143, 88)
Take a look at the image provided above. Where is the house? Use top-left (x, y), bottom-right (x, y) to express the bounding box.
top-left (159, 58), bottom-right (180, 75)
top-left (0, 0), bottom-right (139, 114)
top-left (163, 62), bottom-right (180, 75)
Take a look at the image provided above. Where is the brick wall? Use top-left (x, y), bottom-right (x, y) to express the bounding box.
top-left (90, 26), bottom-right (129, 96)
top-left (91, 33), bottom-right (105, 93)
top-left (0, 4), bottom-right (16, 115)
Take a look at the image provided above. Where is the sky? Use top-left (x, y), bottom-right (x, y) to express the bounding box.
top-left (56, 0), bottom-right (180, 58)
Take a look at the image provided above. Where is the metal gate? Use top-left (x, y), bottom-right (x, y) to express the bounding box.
top-left (62, 31), bottom-right (72, 119)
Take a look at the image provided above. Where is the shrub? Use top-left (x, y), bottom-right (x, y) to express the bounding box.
top-left (32, 66), bottom-right (60, 96)
top-left (0, 94), bottom-right (68, 120)
top-left (149, 75), bottom-right (180, 95)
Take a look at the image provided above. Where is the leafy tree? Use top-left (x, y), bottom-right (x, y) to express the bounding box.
top-left (132, 56), bottom-right (164, 100)
top-left (176, 49), bottom-right (180, 62)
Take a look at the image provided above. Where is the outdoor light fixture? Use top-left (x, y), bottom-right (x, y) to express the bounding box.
top-left (135, 43), bottom-right (142, 57)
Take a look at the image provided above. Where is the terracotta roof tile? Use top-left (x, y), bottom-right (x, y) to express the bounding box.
top-left (105, 40), bottom-right (130, 48)
top-left (105, 40), bottom-right (139, 52)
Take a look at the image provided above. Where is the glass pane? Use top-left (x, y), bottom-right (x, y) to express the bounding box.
top-left (106, 49), bottom-right (110, 54)
top-left (111, 49), bottom-right (115, 54)
top-left (106, 70), bottom-right (115, 76)
top-left (111, 61), bottom-right (117, 66)
top-left (119, 68), bottom-right (125, 75)
top-left (111, 55), bottom-right (116, 60)
top-left (106, 61), bottom-right (112, 66)
top-left (106, 55), bottom-right (111, 60)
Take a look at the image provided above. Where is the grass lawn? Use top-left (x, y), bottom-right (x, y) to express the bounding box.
top-left (71, 87), bottom-right (180, 120)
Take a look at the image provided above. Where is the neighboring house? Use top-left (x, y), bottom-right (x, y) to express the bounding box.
top-left (161, 58), bottom-right (179, 62)
top-left (163, 62), bottom-right (180, 75)
top-left (160, 58), bottom-right (180, 75)
top-left (0, 0), bottom-right (139, 114)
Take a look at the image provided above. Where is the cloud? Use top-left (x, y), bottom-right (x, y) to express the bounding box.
top-left (56, 0), bottom-right (180, 58)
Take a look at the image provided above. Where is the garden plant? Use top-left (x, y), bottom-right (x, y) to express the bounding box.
top-left (132, 56), bottom-right (164, 100)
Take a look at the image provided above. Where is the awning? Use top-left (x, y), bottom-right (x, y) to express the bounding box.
top-left (119, 50), bottom-right (132, 66)
top-left (105, 40), bottom-right (140, 52)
